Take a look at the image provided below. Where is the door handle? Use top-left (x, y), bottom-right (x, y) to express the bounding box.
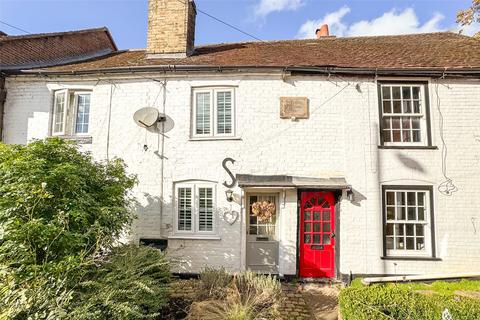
top-left (331, 232), bottom-right (336, 238)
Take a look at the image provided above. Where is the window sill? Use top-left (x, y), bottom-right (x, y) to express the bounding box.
top-left (189, 137), bottom-right (242, 142)
top-left (168, 235), bottom-right (221, 241)
top-left (52, 135), bottom-right (92, 145)
top-left (378, 145), bottom-right (438, 150)
top-left (381, 256), bottom-right (442, 261)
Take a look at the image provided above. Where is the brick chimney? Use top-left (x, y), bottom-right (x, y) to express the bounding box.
top-left (316, 24), bottom-right (330, 38)
top-left (146, 0), bottom-right (197, 58)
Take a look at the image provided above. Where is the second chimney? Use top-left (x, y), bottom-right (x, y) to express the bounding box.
top-left (316, 24), bottom-right (330, 38)
top-left (146, 0), bottom-right (197, 58)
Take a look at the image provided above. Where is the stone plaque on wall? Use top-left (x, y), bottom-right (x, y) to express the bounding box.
top-left (280, 97), bottom-right (309, 119)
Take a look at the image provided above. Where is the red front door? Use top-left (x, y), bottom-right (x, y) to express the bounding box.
top-left (299, 192), bottom-right (336, 278)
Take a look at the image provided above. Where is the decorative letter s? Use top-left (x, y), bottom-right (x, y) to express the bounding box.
top-left (222, 158), bottom-right (236, 188)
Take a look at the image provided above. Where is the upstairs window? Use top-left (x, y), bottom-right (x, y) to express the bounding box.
top-left (379, 83), bottom-right (431, 147)
top-left (52, 90), bottom-right (91, 136)
top-left (193, 88), bottom-right (235, 138)
top-left (175, 182), bottom-right (216, 235)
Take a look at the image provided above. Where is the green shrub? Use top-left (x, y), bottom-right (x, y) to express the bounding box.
top-left (0, 138), bottom-right (137, 319)
top-left (340, 282), bottom-right (480, 320)
top-left (233, 271), bottom-right (282, 308)
top-left (67, 244), bottom-right (171, 320)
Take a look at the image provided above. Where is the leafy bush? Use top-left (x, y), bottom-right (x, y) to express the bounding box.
top-left (340, 282), bottom-right (480, 320)
top-left (67, 244), bottom-right (171, 320)
top-left (0, 138), bottom-right (137, 318)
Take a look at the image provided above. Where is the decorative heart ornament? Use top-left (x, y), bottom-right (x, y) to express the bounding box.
top-left (223, 210), bottom-right (239, 225)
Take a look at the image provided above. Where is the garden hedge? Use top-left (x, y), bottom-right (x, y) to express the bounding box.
top-left (339, 283), bottom-right (480, 320)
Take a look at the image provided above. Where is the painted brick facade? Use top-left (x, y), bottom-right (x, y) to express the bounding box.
top-left (3, 74), bottom-right (480, 277)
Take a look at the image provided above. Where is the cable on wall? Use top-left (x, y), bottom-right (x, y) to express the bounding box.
top-left (434, 82), bottom-right (458, 196)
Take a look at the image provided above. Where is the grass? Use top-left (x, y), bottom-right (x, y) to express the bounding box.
top-left (351, 278), bottom-right (480, 295)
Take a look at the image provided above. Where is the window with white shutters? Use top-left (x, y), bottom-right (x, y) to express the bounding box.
top-left (52, 90), bottom-right (91, 136)
top-left (193, 88), bottom-right (235, 138)
top-left (175, 182), bottom-right (216, 235)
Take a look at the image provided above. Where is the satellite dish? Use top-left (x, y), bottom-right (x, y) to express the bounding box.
top-left (133, 107), bottom-right (160, 128)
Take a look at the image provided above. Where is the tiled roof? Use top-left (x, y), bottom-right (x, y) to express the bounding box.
top-left (25, 32), bottom-right (480, 75)
top-left (0, 27), bottom-right (117, 71)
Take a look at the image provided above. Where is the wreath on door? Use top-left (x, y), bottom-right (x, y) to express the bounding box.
top-left (251, 201), bottom-right (276, 222)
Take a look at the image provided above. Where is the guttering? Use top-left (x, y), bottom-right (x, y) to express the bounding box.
top-left (14, 65), bottom-right (480, 78)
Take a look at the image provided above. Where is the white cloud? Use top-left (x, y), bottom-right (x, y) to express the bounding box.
top-left (254, 0), bottom-right (305, 18)
top-left (296, 7), bottom-right (446, 39)
top-left (296, 6), bottom-right (350, 39)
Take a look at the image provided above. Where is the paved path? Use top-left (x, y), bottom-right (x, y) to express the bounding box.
top-left (279, 283), bottom-right (340, 320)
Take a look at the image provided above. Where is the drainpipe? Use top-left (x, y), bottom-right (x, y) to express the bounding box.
top-left (0, 76), bottom-right (6, 142)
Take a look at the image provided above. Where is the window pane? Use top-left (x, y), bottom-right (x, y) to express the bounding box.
top-left (386, 192), bottom-right (395, 205)
top-left (383, 101), bottom-right (392, 113)
top-left (383, 130), bottom-right (392, 143)
top-left (416, 237), bottom-right (425, 250)
top-left (412, 86), bottom-right (420, 99)
top-left (323, 234), bottom-right (331, 245)
top-left (396, 192), bottom-right (405, 205)
top-left (386, 223), bottom-right (394, 236)
top-left (418, 208), bottom-right (425, 221)
top-left (397, 206), bottom-right (405, 220)
top-left (403, 100), bottom-right (412, 113)
top-left (75, 94), bottom-right (91, 134)
top-left (396, 237), bottom-right (405, 250)
top-left (314, 212), bottom-right (321, 221)
top-left (178, 188), bottom-right (192, 231)
top-left (304, 223), bottom-right (311, 232)
top-left (216, 91), bottom-right (232, 134)
top-left (323, 223), bottom-right (330, 233)
top-left (386, 237), bottom-right (394, 250)
top-left (393, 100), bottom-right (402, 113)
top-left (406, 224), bottom-right (414, 236)
top-left (198, 187), bottom-right (213, 231)
top-left (416, 225), bottom-right (424, 236)
top-left (413, 100), bottom-right (421, 113)
top-left (402, 86), bottom-right (412, 99)
top-left (196, 92), bottom-right (211, 134)
top-left (304, 234), bottom-right (311, 244)
top-left (395, 224), bottom-right (404, 236)
top-left (406, 237), bottom-right (415, 250)
top-left (382, 86), bottom-right (391, 99)
top-left (313, 234), bottom-right (321, 244)
top-left (408, 207), bottom-right (416, 220)
top-left (407, 192), bottom-right (416, 205)
top-left (417, 192), bottom-right (425, 206)
top-left (322, 211), bottom-right (330, 221)
top-left (53, 92), bottom-right (66, 133)
top-left (386, 207), bottom-right (395, 220)
top-left (305, 212), bottom-right (311, 221)
top-left (412, 130), bottom-right (421, 142)
top-left (313, 223), bottom-right (320, 232)
top-left (392, 86), bottom-right (401, 99)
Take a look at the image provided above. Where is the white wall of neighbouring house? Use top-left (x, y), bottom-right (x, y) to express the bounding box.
top-left (3, 74), bottom-right (480, 277)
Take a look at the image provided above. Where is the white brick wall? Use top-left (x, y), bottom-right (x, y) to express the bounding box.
top-left (3, 75), bottom-right (480, 277)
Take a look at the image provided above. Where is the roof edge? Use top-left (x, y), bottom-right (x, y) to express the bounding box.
top-left (14, 65), bottom-right (480, 78)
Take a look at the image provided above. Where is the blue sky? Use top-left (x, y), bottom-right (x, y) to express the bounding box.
top-left (1, 0), bottom-right (478, 49)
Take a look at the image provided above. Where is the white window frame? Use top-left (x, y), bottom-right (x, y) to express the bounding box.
top-left (52, 90), bottom-right (68, 136)
top-left (51, 90), bottom-right (92, 136)
top-left (383, 187), bottom-right (434, 258)
top-left (73, 91), bottom-right (92, 135)
top-left (379, 83), bottom-right (429, 147)
top-left (174, 182), bottom-right (217, 236)
top-left (192, 87), bottom-right (235, 138)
